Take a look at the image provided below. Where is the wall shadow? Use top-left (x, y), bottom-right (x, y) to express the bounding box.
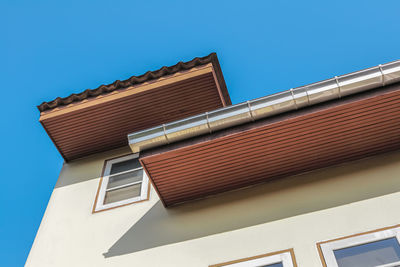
top-left (54, 147), bottom-right (131, 188)
top-left (103, 151), bottom-right (400, 258)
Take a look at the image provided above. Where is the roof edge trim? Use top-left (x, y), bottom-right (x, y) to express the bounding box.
top-left (38, 52), bottom-right (230, 112)
top-left (128, 60), bottom-right (400, 153)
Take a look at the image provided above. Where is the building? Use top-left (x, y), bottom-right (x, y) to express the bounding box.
top-left (26, 53), bottom-right (400, 267)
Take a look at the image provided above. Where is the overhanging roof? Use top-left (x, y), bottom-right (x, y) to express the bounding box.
top-left (38, 53), bottom-right (231, 161)
top-left (136, 62), bottom-right (400, 207)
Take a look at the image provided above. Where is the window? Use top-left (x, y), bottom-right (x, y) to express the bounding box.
top-left (93, 154), bottom-right (149, 212)
top-left (318, 226), bottom-right (400, 267)
top-left (210, 249), bottom-right (297, 267)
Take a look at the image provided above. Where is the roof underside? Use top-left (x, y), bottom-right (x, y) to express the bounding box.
top-left (140, 82), bottom-right (400, 207)
top-left (38, 53), bottom-right (229, 112)
top-left (39, 53), bottom-right (231, 161)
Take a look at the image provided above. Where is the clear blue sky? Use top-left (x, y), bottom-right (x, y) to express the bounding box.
top-left (1, 0), bottom-right (400, 266)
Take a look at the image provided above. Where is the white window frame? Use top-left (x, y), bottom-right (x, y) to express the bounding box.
top-left (218, 251), bottom-right (294, 267)
top-left (319, 226), bottom-right (400, 267)
top-left (94, 154), bottom-right (149, 212)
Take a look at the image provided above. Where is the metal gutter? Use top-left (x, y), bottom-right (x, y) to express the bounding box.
top-left (128, 60), bottom-right (400, 153)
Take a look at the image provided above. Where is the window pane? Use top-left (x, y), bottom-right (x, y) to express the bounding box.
top-left (104, 183), bottom-right (142, 204)
top-left (334, 237), bottom-right (400, 267)
top-left (260, 262), bottom-right (283, 267)
top-left (107, 169), bottom-right (143, 189)
top-left (110, 158), bottom-right (141, 175)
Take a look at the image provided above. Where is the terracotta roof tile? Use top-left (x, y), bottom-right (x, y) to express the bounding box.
top-left (37, 52), bottom-right (228, 112)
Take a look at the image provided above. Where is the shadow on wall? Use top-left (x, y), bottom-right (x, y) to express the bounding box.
top-left (55, 147), bottom-right (132, 188)
top-left (103, 151), bottom-right (400, 258)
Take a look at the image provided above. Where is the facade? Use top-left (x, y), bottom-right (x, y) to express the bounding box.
top-left (27, 53), bottom-right (400, 267)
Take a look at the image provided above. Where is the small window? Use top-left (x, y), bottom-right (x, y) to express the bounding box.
top-left (318, 226), bottom-right (400, 267)
top-left (94, 154), bottom-right (149, 212)
top-left (210, 249), bottom-right (296, 267)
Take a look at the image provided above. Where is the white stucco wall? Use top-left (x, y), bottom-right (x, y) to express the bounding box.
top-left (26, 147), bottom-right (400, 267)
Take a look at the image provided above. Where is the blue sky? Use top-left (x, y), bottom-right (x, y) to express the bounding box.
top-left (1, 0), bottom-right (400, 266)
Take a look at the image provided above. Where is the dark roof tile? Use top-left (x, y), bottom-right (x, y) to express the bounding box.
top-left (37, 52), bottom-right (228, 112)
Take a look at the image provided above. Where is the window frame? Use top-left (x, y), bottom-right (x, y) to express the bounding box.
top-left (93, 154), bottom-right (150, 212)
top-left (317, 225), bottom-right (400, 267)
top-left (210, 249), bottom-right (297, 267)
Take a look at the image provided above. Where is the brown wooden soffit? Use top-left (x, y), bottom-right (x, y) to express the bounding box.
top-left (140, 83), bottom-right (400, 207)
top-left (38, 52), bottom-right (229, 112)
top-left (39, 53), bottom-right (231, 161)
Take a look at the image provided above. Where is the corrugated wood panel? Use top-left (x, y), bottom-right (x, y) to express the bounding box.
top-left (41, 72), bottom-right (226, 161)
top-left (141, 88), bottom-right (400, 207)
top-left (38, 52), bottom-right (230, 112)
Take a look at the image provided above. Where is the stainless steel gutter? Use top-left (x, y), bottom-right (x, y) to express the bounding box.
top-left (128, 60), bottom-right (400, 153)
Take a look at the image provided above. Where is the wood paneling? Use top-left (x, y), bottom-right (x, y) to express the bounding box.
top-left (140, 84), bottom-right (400, 207)
top-left (41, 71), bottom-right (228, 161)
